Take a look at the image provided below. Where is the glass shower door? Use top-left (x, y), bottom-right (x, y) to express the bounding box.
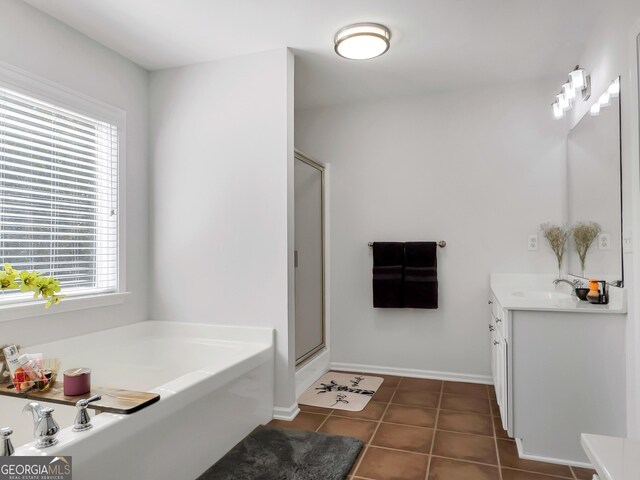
top-left (294, 153), bottom-right (325, 365)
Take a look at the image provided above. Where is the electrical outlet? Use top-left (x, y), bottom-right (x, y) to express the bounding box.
top-left (624, 232), bottom-right (633, 254)
top-left (527, 234), bottom-right (538, 251)
top-left (598, 233), bottom-right (610, 251)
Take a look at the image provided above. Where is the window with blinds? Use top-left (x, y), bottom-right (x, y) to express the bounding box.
top-left (0, 86), bottom-right (119, 303)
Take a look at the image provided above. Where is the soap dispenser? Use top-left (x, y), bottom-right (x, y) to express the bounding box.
top-left (586, 279), bottom-right (609, 305)
top-left (586, 280), bottom-right (600, 304)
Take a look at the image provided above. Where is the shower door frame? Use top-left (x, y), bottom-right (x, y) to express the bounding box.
top-left (294, 150), bottom-right (327, 367)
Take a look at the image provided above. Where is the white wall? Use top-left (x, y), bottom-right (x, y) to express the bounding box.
top-left (0, 0), bottom-right (149, 345)
top-left (149, 49), bottom-right (296, 412)
top-left (295, 81), bottom-right (566, 379)
top-left (567, 0), bottom-right (640, 437)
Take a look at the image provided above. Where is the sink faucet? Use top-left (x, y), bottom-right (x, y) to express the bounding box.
top-left (553, 278), bottom-right (581, 293)
top-left (22, 402), bottom-right (59, 448)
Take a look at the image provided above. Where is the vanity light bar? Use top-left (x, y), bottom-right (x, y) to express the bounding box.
top-left (552, 65), bottom-right (591, 120)
top-left (590, 77), bottom-right (620, 116)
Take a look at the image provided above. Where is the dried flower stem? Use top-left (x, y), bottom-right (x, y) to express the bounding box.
top-left (572, 222), bottom-right (601, 275)
top-left (541, 223), bottom-right (571, 273)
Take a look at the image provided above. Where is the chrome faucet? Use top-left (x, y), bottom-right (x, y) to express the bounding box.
top-left (1, 427), bottom-right (14, 456)
top-left (22, 402), bottom-right (59, 448)
top-left (73, 395), bottom-right (102, 432)
top-left (553, 278), bottom-right (581, 293)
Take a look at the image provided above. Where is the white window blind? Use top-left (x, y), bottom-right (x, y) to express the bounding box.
top-left (0, 86), bottom-right (119, 303)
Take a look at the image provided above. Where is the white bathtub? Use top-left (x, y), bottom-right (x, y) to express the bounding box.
top-left (1, 321), bottom-right (274, 480)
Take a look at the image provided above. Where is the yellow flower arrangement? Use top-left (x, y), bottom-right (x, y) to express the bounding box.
top-left (0, 263), bottom-right (63, 308)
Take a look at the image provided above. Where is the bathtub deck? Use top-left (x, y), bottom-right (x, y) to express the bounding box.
top-left (0, 381), bottom-right (160, 414)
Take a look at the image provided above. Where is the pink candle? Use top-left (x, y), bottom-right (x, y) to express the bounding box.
top-left (63, 368), bottom-right (91, 396)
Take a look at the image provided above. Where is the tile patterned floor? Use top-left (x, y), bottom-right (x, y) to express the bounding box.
top-left (268, 373), bottom-right (597, 480)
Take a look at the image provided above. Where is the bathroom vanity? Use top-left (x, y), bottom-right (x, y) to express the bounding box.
top-left (489, 274), bottom-right (626, 465)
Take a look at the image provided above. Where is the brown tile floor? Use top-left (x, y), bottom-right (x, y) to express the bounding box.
top-left (268, 373), bottom-right (597, 480)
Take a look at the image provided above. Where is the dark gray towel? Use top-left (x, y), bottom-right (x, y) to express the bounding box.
top-left (404, 242), bottom-right (438, 309)
top-left (372, 242), bottom-right (404, 308)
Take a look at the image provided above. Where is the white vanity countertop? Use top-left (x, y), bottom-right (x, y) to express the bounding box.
top-left (581, 433), bottom-right (640, 480)
top-left (490, 274), bottom-right (627, 314)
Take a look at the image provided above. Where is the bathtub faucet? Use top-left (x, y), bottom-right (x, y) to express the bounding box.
top-left (22, 402), bottom-right (59, 448)
top-left (1, 427), bottom-right (14, 456)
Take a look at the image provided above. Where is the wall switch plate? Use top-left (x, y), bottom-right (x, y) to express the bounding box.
top-left (623, 232), bottom-right (633, 254)
top-left (598, 233), bottom-right (610, 251)
top-left (527, 234), bottom-right (538, 251)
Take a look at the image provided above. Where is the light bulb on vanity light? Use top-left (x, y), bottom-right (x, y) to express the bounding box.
top-left (599, 90), bottom-right (611, 107)
top-left (563, 82), bottom-right (577, 101)
top-left (590, 102), bottom-right (601, 116)
top-left (557, 92), bottom-right (571, 111)
top-left (552, 102), bottom-right (565, 119)
top-left (569, 67), bottom-right (587, 91)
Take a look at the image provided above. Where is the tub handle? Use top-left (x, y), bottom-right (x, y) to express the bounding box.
top-left (1, 427), bottom-right (14, 456)
top-left (73, 394), bottom-right (102, 432)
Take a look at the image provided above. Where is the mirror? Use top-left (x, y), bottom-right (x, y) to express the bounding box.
top-left (566, 77), bottom-right (623, 284)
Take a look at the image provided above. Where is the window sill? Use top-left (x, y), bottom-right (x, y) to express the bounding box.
top-left (0, 292), bottom-right (130, 323)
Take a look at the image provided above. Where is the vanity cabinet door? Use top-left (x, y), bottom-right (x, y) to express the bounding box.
top-left (490, 325), bottom-right (497, 390)
top-left (493, 329), bottom-right (503, 411)
top-left (489, 298), bottom-right (501, 400)
top-left (495, 330), bottom-right (509, 430)
top-left (489, 296), bottom-right (509, 430)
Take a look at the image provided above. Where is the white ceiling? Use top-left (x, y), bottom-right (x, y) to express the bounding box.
top-left (22, 0), bottom-right (604, 109)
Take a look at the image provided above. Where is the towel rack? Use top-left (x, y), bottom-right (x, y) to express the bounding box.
top-left (368, 241), bottom-right (446, 248)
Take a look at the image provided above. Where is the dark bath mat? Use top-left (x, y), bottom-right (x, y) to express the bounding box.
top-left (196, 425), bottom-right (363, 480)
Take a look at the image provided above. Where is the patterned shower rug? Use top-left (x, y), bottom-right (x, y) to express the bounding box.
top-left (298, 372), bottom-right (384, 412)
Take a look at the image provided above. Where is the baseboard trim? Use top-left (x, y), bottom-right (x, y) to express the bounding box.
top-left (272, 403), bottom-right (300, 421)
top-left (330, 362), bottom-right (493, 385)
top-left (515, 438), bottom-right (593, 469)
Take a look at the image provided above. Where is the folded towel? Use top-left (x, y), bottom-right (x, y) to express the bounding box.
top-left (404, 242), bottom-right (438, 309)
top-left (372, 242), bottom-right (404, 308)
top-left (372, 242), bottom-right (405, 267)
top-left (405, 241), bottom-right (437, 268)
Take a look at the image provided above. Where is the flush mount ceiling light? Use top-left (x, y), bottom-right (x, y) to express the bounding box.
top-left (334, 23), bottom-right (391, 60)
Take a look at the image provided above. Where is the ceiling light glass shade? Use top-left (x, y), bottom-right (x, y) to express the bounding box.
top-left (608, 77), bottom-right (620, 97)
top-left (552, 102), bottom-right (565, 119)
top-left (334, 23), bottom-right (391, 60)
top-left (569, 68), bottom-right (586, 91)
top-left (599, 90), bottom-right (611, 107)
top-left (563, 82), bottom-right (576, 101)
top-left (590, 102), bottom-right (601, 116)
top-left (557, 92), bottom-right (570, 111)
